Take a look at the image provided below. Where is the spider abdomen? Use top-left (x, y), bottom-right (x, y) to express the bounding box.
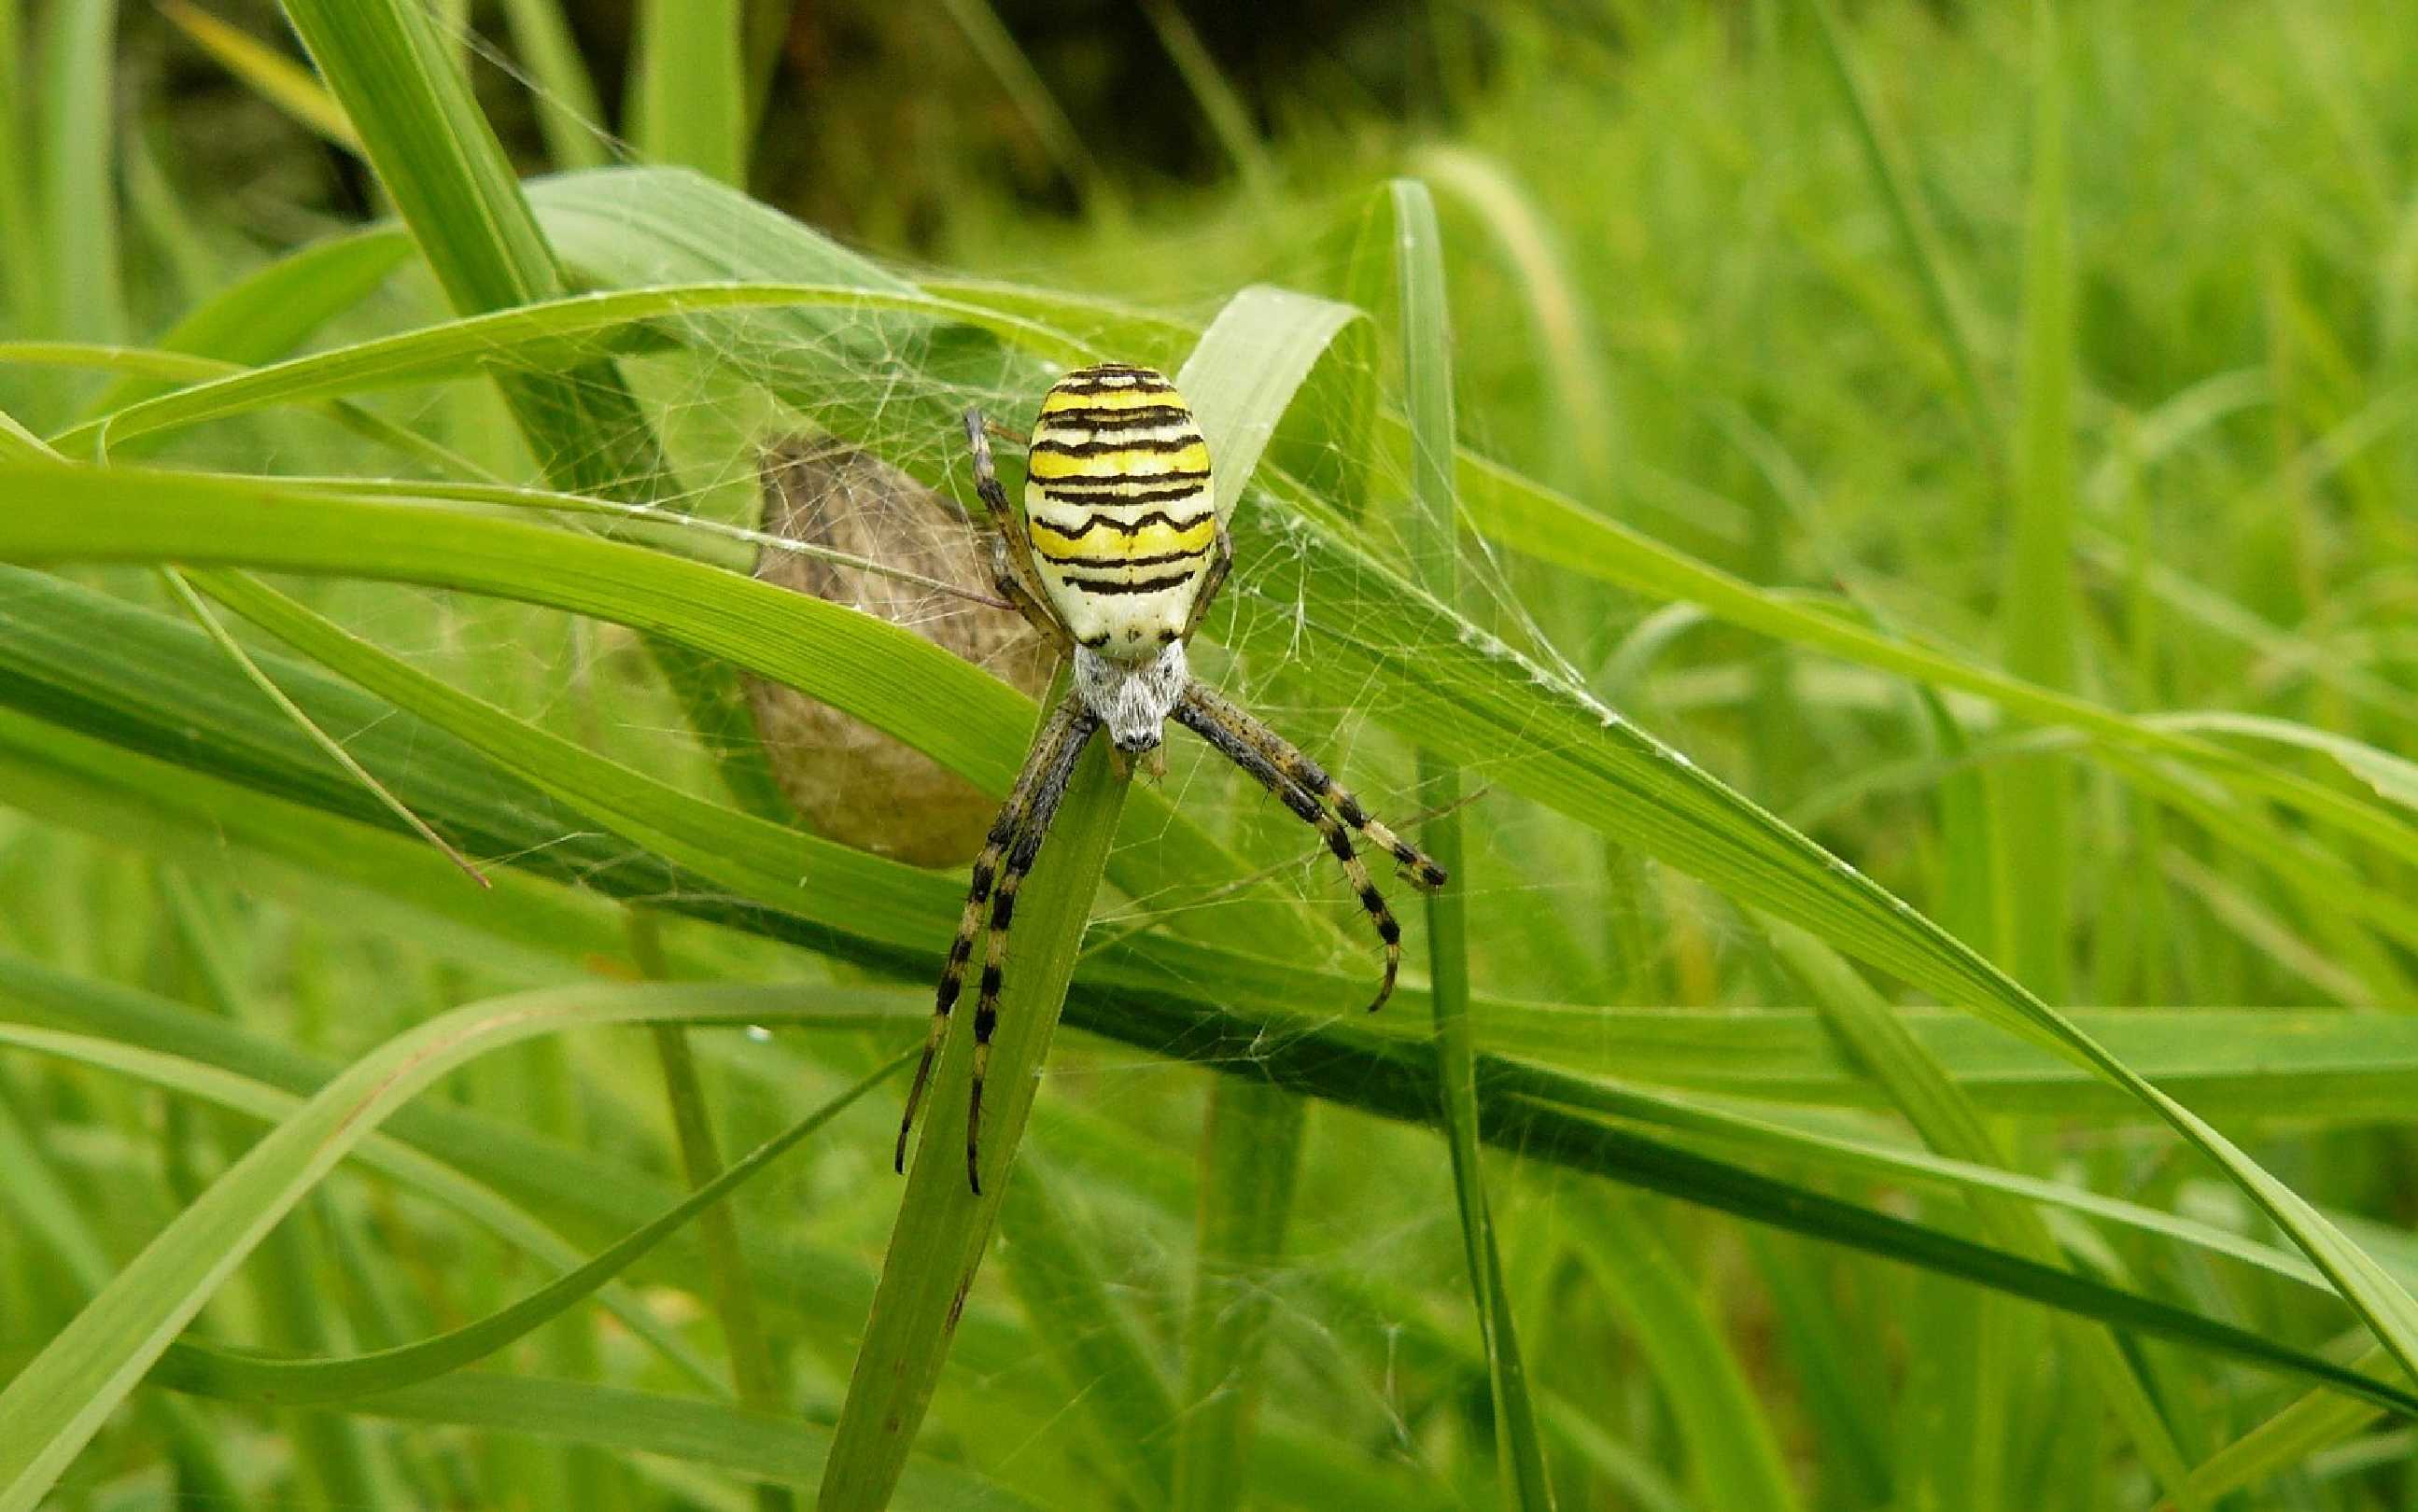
top-left (1022, 363), bottom-right (1214, 657)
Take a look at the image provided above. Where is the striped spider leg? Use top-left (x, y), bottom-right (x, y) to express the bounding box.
top-left (1174, 683), bottom-right (1448, 1013)
top-left (894, 691), bottom-right (1101, 1194)
top-left (963, 408), bottom-right (1075, 654)
top-left (1185, 681), bottom-right (1449, 893)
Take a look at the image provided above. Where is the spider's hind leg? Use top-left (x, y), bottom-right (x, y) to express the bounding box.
top-left (1183, 682), bottom-right (1448, 891)
top-left (1173, 691), bottom-right (1407, 1014)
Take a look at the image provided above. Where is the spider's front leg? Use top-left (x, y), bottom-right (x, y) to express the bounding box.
top-left (963, 407), bottom-right (1071, 653)
top-left (1179, 520), bottom-right (1234, 644)
top-left (960, 707), bottom-right (1100, 1193)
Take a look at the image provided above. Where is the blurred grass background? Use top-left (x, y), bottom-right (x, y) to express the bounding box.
top-left (1, 1), bottom-right (2415, 1509)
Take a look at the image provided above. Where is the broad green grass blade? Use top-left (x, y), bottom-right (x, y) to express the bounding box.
top-left (815, 718), bottom-right (1123, 1512)
top-left (41, 584), bottom-right (2411, 1145)
top-left (1362, 175), bottom-right (1553, 1510)
top-left (0, 983), bottom-right (901, 1512)
top-left (630, 0), bottom-right (747, 185)
top-left (15, 559), bottom-right (2418, 1123)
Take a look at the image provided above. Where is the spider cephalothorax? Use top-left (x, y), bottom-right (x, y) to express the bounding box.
top-left (894, 362), bottom-right (1449, 1193)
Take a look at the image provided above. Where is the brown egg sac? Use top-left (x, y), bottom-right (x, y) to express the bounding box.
top-left (743, 438), bottom-right (1053, 867)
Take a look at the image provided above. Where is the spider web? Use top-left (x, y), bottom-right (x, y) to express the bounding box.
top-left (80, 8), bottom-right (1761, 1505)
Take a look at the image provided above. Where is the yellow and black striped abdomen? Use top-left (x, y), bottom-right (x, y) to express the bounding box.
top-left (1022, 363), bottom-right (1215, 656)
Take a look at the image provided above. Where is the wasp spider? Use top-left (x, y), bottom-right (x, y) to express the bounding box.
top-left (893, 362), bottom-right (1450, 1193)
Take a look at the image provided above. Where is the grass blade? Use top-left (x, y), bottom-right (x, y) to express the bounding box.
top-left (35, 0), bottom-right (120, 345)
top-left (1803, 0), bottom-right (1997, 447)
top-left (1767, 920), bottom-right (2200, 1507)
top-left (160, 0), bottom-right (358, 148)
top-left (1366, 176), bottom-right (1553, 1508)
top-left (495, 0), bottom-right (611, 170)
top-left (1172, 1082), bottom-right (1304, 1512)
top-left (629, 0), bottom-right (747, 185)
top-left (1991, 0), bottom-right (2077, 998)
top-left (815, 705), bottom-right (1123, 1511)
top-left (1565, 1196), bottom-right (1799, 1512)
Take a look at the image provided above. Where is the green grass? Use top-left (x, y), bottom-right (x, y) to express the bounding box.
top-left (1, 1), bottom-right (2416, 1508)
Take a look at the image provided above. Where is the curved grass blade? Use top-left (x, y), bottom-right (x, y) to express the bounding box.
top-left (352, 1373), bottom-right (1047, 1509)
top-left (54, 281), bottom-right (1095, 456)
top-left (0, 1020), bottom-right (725, 1391)
top-left (148, 1051), bottom-right (907, 1404)
top-left (0, 983), bottom-right (905, 1512)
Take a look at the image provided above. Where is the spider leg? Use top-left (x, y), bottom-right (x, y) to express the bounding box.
top-left (1179, 519), bottom-right (1234, 641)
top-left (965, 707), bottom-right (1102, 1194)
top-left (895, 692), bottom-right (1085, 1175)
top-left (963, 407), bottom-right (1071, 651)
top-left (1183, 681), bottom-right (1448, 891)
top-left (1173, 693), bottom-right (1405, 1014)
